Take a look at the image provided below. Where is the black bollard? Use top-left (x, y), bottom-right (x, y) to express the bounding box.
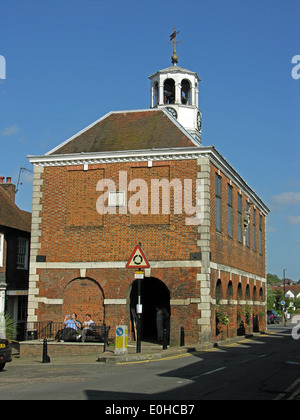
top-left (42, 339), bottom-right (50, 363)
top-left (180, 327), bottom-right (185, 346)
top-left (162, 328), bottom-right (167, 350)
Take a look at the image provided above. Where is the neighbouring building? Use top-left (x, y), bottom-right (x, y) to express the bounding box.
top-left (26, 46), bottom-right (269, 344)
top-left (270, 285), bottom-right (300, 305)
top-left (0, 177), bottom-right (31, 340)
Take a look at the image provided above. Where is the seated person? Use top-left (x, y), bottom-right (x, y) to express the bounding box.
top-left (81, 314), bottom-right (95, 342)
top-left (62, 313), bottom-right (81, 341)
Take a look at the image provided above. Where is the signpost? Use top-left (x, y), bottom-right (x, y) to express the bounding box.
top-left (126, 245), bottom-right (149, 353)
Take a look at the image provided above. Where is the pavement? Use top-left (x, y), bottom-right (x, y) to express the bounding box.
top-left (9, 332), bottom-right (269, 365)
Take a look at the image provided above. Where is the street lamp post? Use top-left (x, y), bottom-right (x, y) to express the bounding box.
top-left (283, 269), bottom-right (287, 326)
top-left (283, 269), bottom-right (286, 307)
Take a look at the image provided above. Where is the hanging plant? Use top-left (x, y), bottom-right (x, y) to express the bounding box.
top-left (216, 305), bottom-right (230, 326)
top-left (237, 306), bottom-right (244, 324)
top-left (258, 309), bottom-right (266, 320)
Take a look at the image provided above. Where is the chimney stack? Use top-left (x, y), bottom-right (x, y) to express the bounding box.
top-left (0, 176), bottom-right (16, 202)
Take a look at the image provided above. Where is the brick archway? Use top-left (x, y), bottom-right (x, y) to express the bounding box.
top-left (62, 278), bottom-right (104, 325)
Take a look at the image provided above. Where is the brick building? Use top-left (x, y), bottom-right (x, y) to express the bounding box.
top-left (26, 54), bottom-right (269, 344)
top-left (0, 177), bottom-right (31, 339)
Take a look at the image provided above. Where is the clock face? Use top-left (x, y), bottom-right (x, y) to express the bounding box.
top-left (197, 111), bottom-right (201, 131)
top-left (166, 107), bottom-right (177, 119)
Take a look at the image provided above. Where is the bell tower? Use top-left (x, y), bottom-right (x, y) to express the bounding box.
top-left (149, 28), bottom-right (202, 143)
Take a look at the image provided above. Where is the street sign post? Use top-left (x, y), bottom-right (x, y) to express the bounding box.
top-left (126, 246), bottom-right (149, 353)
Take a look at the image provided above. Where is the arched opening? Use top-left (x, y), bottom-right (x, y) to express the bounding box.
top-left (215, 279), bottom-right (222, 303)
top-left (181, 79), bottom-right (191, 104)
top-left (237, 283), bottom-right (242, 300)
top-left (259, 287), bottom-right (264, 301)
top-left (253, 286), bottom-right (257, 301)
top-left (153, 81), bottom-right (159, 107)
top-left (227, 281), bottom-right (233, 300)
top-left (245, 284), bottom-right (250, 300)
top-left (62, 278), bottom-right (104, 325)
top-left (164, 79), bottom-right (175, 104)
top-left (130, 277), bottom-right (170, 341)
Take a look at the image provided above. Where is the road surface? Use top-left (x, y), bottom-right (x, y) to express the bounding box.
top-left (0, 324), bottom-right (299, 402)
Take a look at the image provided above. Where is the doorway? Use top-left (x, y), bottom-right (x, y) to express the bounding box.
top-left (130, 277), bottom-right (170, 341)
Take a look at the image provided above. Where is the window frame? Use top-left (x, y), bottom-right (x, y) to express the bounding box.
top-left (237, 193), bottom-right (242, 243)
top-left (215, 174), bottom-right (222, 233)
top-left (0, 233), bottom-right (4, 267)
top-left (17, 237), bottom-right (29, 270)
top-left (246, 202), bottom-right (250, 247)
top-left (253, 208), bottom-right (256, 252)
top-left (227, 184), bottom-right (233, 238)
top-left (259, 214), bottom-right (263, 255)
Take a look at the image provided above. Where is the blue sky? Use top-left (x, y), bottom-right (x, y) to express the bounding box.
top-left (0, 0), bottom-right (299, 280)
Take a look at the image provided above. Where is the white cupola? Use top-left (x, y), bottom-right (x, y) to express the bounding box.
top-left (149, 28), bottom-right (202, 143)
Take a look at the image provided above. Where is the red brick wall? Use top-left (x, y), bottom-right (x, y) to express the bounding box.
top-left (39, 160), bottom-right (200, 262)
top-left (210, 267), bottom-right (266, 340)
top-left (210, 163), bottom-right (266, 278)
top-left (35, 265), bottom-right (201, 344)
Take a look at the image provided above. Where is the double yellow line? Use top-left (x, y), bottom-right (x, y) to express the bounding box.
top-left (117, 336), bottom-right (260, 365)
top-left (117, 352), bottom-right (192, 365)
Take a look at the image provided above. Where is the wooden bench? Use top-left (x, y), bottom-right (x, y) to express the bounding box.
top-left (83, 325), bottom-right (110, 350)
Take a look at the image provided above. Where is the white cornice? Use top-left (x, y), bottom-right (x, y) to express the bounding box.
top-left (28, 146), bottom-right (204, 166)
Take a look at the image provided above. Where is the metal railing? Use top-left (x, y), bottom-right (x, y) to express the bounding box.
top-left (26, 322), bottom-right (110, 348)
top-left (26, 321), bottom-right (63, 340)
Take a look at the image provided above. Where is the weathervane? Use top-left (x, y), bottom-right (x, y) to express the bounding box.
top-left (169, 27), bottom-right (182, 65)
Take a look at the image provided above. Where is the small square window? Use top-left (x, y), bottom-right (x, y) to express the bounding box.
top-left (108, 191), bottom-right (126, 207)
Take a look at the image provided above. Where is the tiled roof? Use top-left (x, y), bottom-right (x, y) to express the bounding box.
top-left (48, 110), bottom-right (197, 155)
top-left (0, 187), bottom-right (31, 232)
top-left (271, 285), bottom-right (300, 296)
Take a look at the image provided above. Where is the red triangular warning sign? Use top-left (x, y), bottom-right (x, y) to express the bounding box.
top-left (126, 245), bottom-right (150, 269)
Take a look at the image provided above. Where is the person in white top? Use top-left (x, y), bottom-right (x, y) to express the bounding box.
top-left (81, 314), bottom-right (95, 342)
